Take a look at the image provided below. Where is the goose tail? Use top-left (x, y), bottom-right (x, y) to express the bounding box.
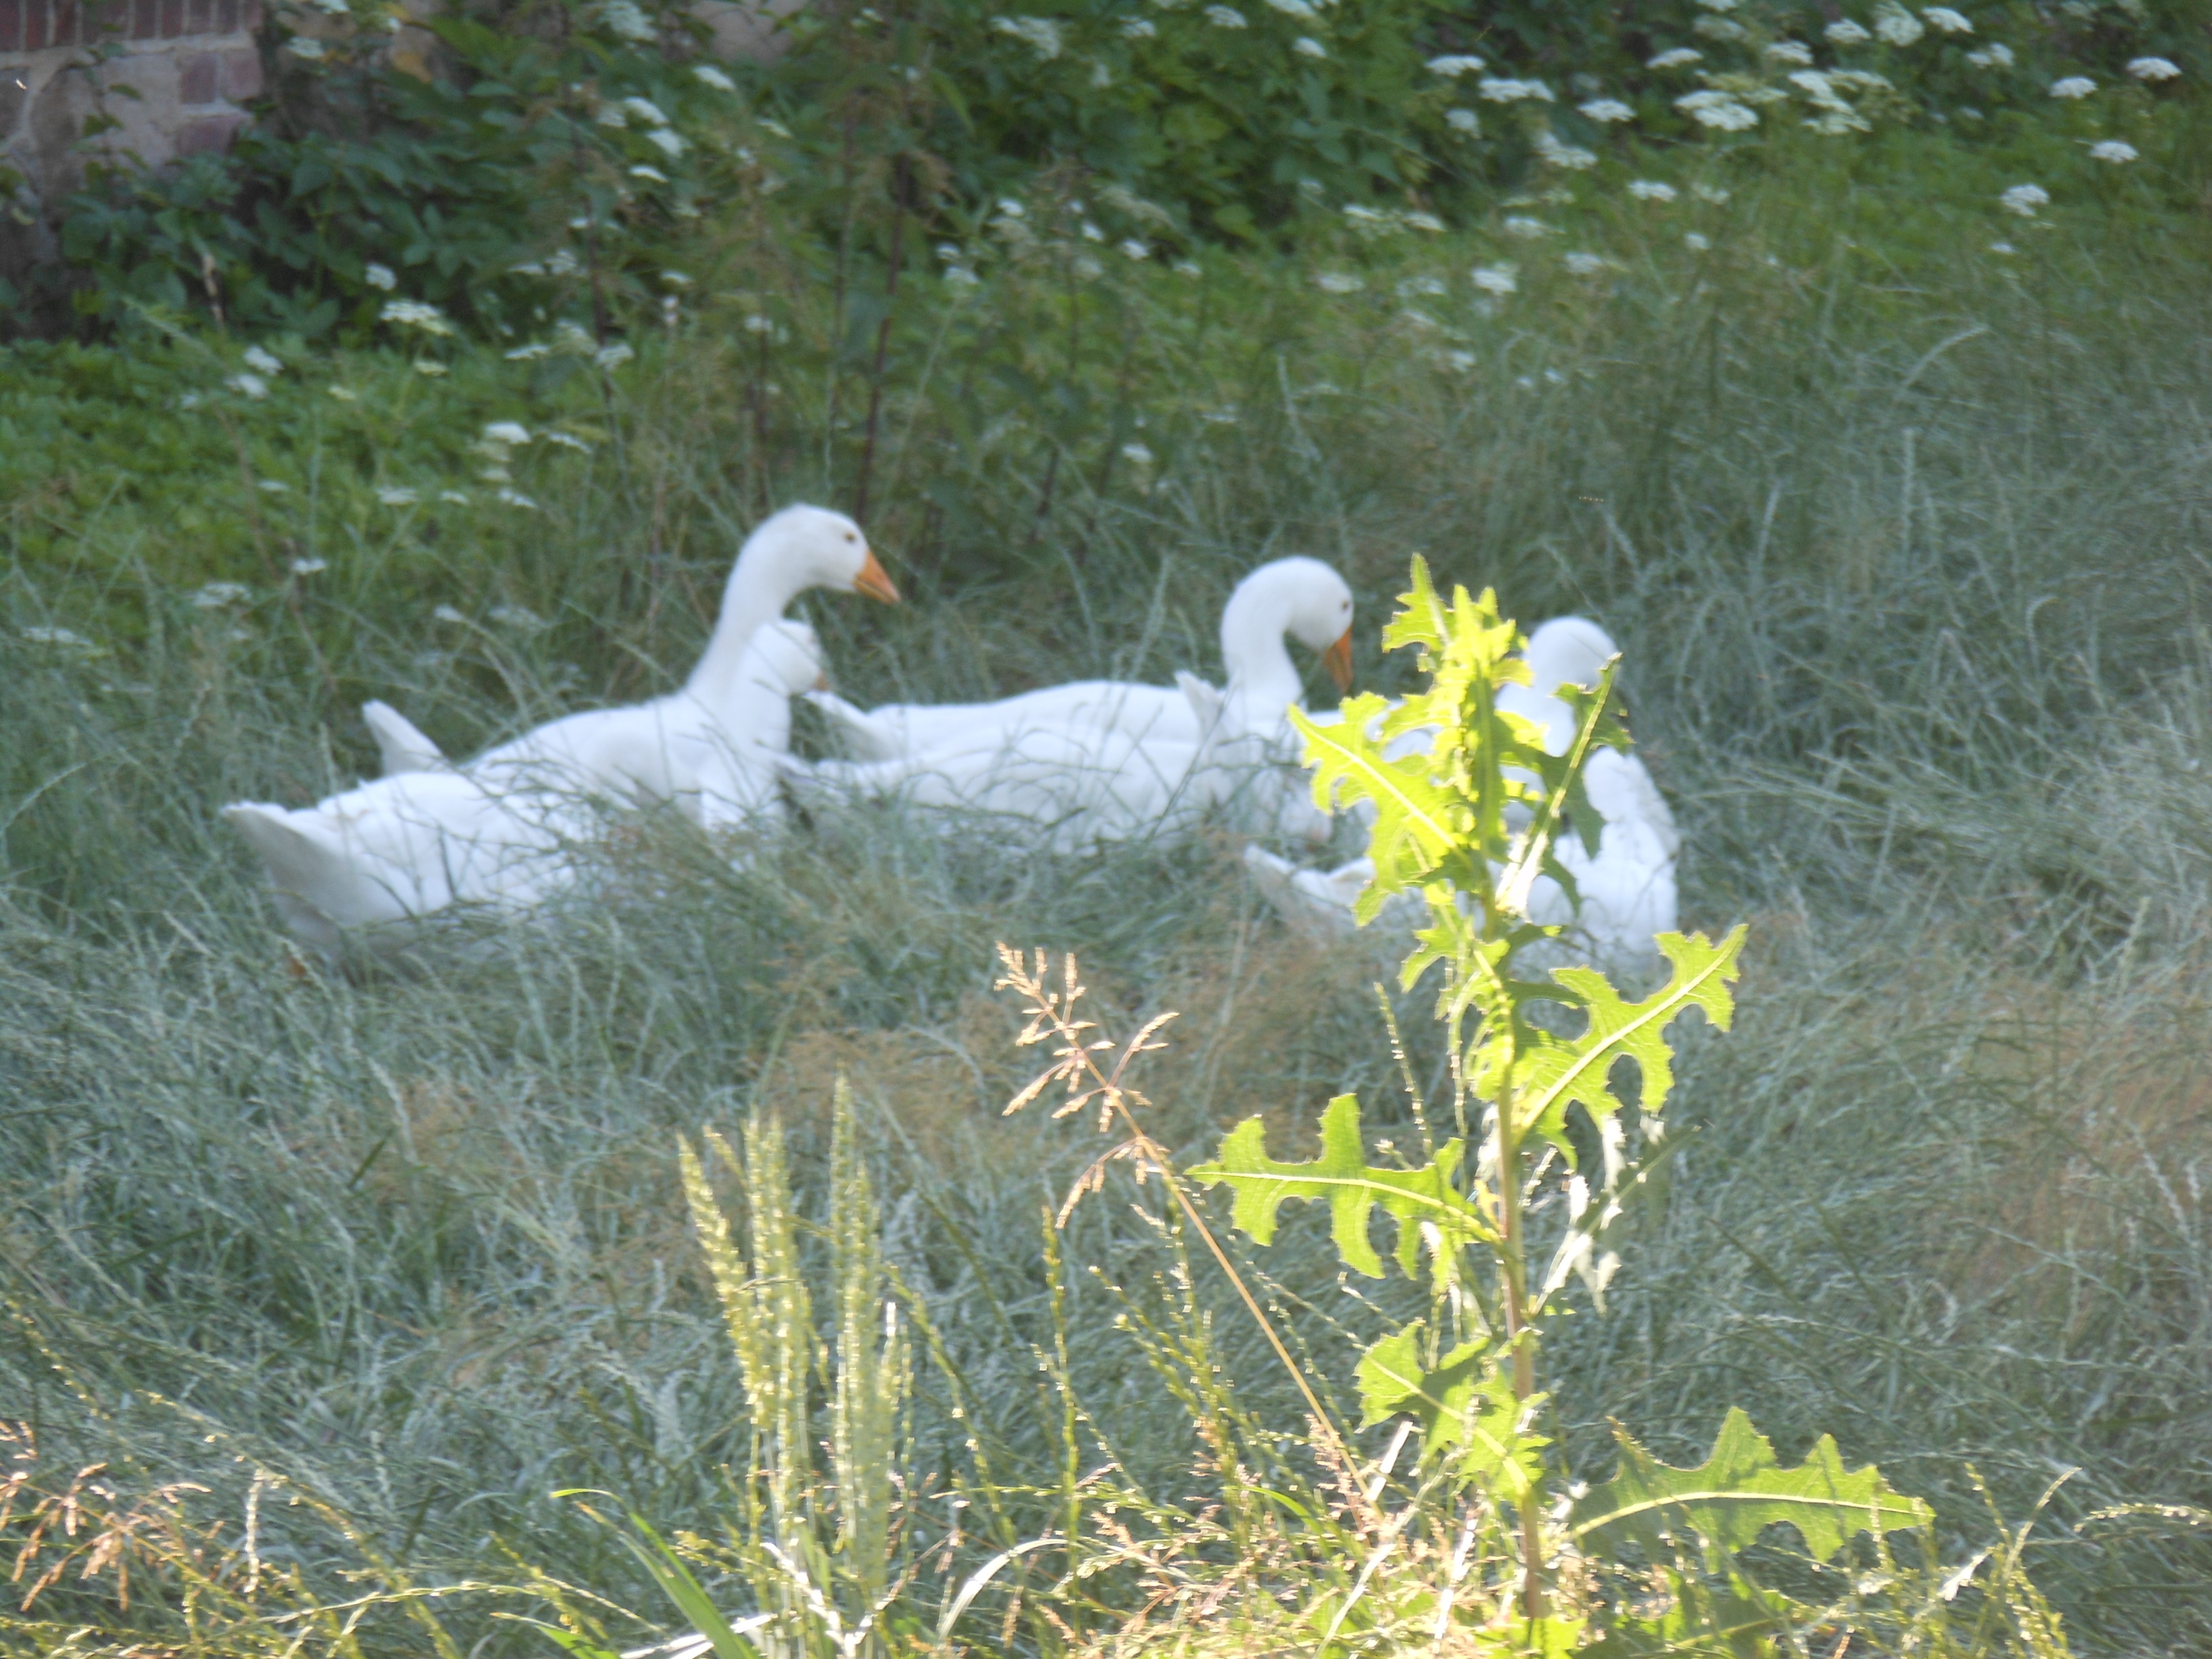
top-left (222, 802), bottom-right (405, 953)
top-left (802, 690), bottom-right (904, 761)
top-left (362, 701), bottom-right (447, 775)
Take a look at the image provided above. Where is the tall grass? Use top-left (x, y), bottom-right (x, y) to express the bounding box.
top-left (5, 128), bottom-right (2212, 1654)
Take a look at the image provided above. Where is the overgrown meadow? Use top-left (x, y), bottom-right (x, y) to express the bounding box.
top-left (9, 16), bottom-right (2212, 1655)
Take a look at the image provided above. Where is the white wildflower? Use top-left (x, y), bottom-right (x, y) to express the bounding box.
top-left (1965, 42), bottom-right (2013, 67)
top-left (1405, 210), bottom-right (1445, 232)
top-left (178, 392), bottom-right (203, 409)
top-left (2087, 140), bottom-right (2137, 162)
top-left (413, 360), bottom-right (449, 377)
top-left (545, 249), bottom-right (581, 276)
top-left (505, 342), bottom-right (552, 361)
top-left (287, 35), bottom-right (325, 58)
top-left (1578, 97), bottom-right (1633, 121)
top-left (257, 478), bottom-right (289, 493)
top-left (1764, 39), bottom-right (1813, 64)
top-left (381, 298), bottom-right (455, 335)
top-left (438, 491), bottom-right (470, 506)
top-left (1445, 108), bottom-right (1480, 132)
top-left (1693, 182), bottom-right (1730, 202)
top-left (1988, 241), bottom-right (2016, 255)
top-left (1684, 231), bottom-right (1711, 251)
top-left (2049, 77), bottom-right (2095, 99)
top-left (1441, 349), bottom-right (1476, 372)
top-left (1921, 7), bottom-right (1971, 33)
top-left (621, 96), bottom-right (671, 126)
top-left (598, 0), bottom-right (655, 40)
top-left (1315, 272), bottom-right (1364, 293)
top-left (1479, 77), bottom-right (1553, 102)
top-left (1120, 442), bottom-right (1155, 466)
top-left (434, 605), bottom-right (470, 624)
top-left (2000, 182), bottom-right (2048, 216)
top-left (594, 342), bottom-right (636, 370)
top-left (1263, 0), bottom-right (1317, 18)
top-left (554, 320), bottom-right (597, 354)
top-left (1174, 261), bottom-right (1203, 278)
top-left (192, 583), bottom-right (251, 609)
top-left (328, 385), bottom-right (358, 401)
top-left (542, 432), bottom-right (592, 452)
top-left (477, 465), bottom-right (512, 483)
top-left (376, 486), bottom-right (420, 506)
top-left (227, 372), bottom-right (269, 399)
top-left (1533, 129), bottom-right (1597, 168)
top-left (1292, 35), bottom-right (1325, 57)
top-left (1694, 16), bottom-right (1747, 41)
top-left (1120, 239), bottom-right (1149, 260)
top-left (1824, 19), bottom-right (1870, 43)
top-left (483, 422), bottom-right (532, 446)
top-left (693, 63), bottom-right (737, 90)
top-left (1426, 54), bottom-right (1486, 76)
top-left (992, 15), bottom-right (1065, 55)
top-left (1647, 47), bottom-right (1701, 68)
top-left (2127, 56), bottom-right (2179, 82)
top-left (945, 266), bottom-right (980, 286)
top-left (362, 262), bottom-right (396, 291)
top-left (1563, 251), bottom-right (1608, 274)
top-left (630, 163), bottom-right (670, 182)
top-left (1397, 274), bottom-right (1447, 297)
top-left (1471, 262), bottom-right (1517, 295)
top-left (1122, 16), bottom-right (1155, 36)
top-left (22, 626), bottom-right (95, 650)
top-left (1502, 216), bottom-right (1552, 239)
top-left (490, 604), bottom-right (548, 630)
top-left (495, 489), bottom-right (539, 510)
top-left (1873, 2), bottom-right (1923, 45)
top-left (243, 345), bottom-right (283, 375)
top-left (1203, 5), bottom-right (1246, 24)
top-left (1676, 89), bottom-right (1759, 129)
top-left (1629, 180), bottom-right (1677, 201)
top-left (645, 127), bottom-right (687, 159)
top-left (290, 556), bottom-right (327, 574)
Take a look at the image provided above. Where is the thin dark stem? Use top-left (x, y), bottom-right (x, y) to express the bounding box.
top-left (853, 155), bottom-right (909, 524)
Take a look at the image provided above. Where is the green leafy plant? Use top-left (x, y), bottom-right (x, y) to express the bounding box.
top-left (999, 560), bottom-right (2034, 1654)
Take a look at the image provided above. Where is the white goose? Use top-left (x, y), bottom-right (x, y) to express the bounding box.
top-left (226, 504), bottom-right (892, 956)
top-left (1245, 616), bottom-right (1680, 976)
top-left (805, 554), bottom-right (1354, 759)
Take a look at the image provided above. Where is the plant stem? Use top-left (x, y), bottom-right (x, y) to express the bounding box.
top-left (1495, 1073), bottom-right (1545, 1624)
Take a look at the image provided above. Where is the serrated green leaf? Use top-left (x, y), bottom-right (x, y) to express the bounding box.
top-left (1571, 1407), bottom-right (1932, 1568)
top-left (1580, 1569), bottom-right (1792, 1658)
top-left (1488, 926), bottom-right (1748, 1163)
top-left (1356, 1326), bottom-right (1547, 1501)
top-left (1187, 1094), bottom-right (1492, 1278)
top-left (1290, 699), bottom-right (1460, 918)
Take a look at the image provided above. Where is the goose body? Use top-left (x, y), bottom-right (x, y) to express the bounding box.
top-left (227, 506), bottom-right (890, 956)
top-left (1246, 615), bottom-right (1680, 976)
top-left (808, 555), bottom-right (1355, 760)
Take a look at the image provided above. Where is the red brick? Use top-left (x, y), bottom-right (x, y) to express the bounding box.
top-left (176, 110), bottom-right (244, 152)
top-left (0, 0), bottom-right (23, 52)
top-left (160, 0), bottom-right (182, 36)
top-left (52, 0), bottom-right (80, 43)
top-left (128, 0), bottom-right (152, 37)
top-left (23, 0), bottom-right (49, 49)
top-left (220, 44), bottom-right (257, 98)
top-left (211, 0), bottom-right (232, 28)
top-left (237, 0), bottom-right (254, 28)
top-left (85, 0), bottom-right (127, 39)
top-left (178, 48), bottom-right (216, 102)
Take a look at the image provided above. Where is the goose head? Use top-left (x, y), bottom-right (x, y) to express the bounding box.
top-left (1522, 616), bottom-right (1618, 697)
top-left (741, 504), bottom-right (901, 607)
top-left (1221, 556), bottom-right (1357, 697)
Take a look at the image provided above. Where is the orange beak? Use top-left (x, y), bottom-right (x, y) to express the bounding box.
top-left (853, 549), bottom-right (901, 605)
top-left (813, 670), bottom-right (831, 691)
top-left (1322, 628), bottom-right (1353, 691)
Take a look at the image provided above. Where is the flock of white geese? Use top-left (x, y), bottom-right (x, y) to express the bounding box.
top-left (222, 504), bottom-right (1679, 970)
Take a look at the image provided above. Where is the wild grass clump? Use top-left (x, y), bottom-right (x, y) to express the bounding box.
top-left (5, 117), bottom-right (2212, 1656)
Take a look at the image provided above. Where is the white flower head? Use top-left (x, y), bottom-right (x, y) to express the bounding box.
top-left (363, 262), bottom-right (396, 291)
top-left (1479, 77), bottom-right (1554, 102)
top-left (1263, 0), bottom-right (1317, 18)
top-left (2048, 77), bottom-right (2095, 99)
top-left (542, 432), bottom-right (592, 452)
top-left (495, 489), bottom-right (539, 510)
top-left (1921, 7), bottom-right (1971, 33)
top-left (287, 35), bottom-right (325, 59)
top-left (242, 345), bottom-right (283, 374)
top-left (598, 0), bottom-right (656, 41)
top-left (1629, 179), bottom-right (1677, 201)
top-left (1578, 97), bottom-right (1633, 121)
top-left (1693, 182), bottom-right (1730, 202)
top-left (1533, 129), bottom-right (1597, 168)
top-left (1765, 39), bottom-right (1813, 64)
top-left (1563, 251), bottom-right (1608, 274)
top-left (1647, 47), bottom-right (1701, 68)
top-left (645, 127), bottom-right (688, 158)
top-left (1824, 19), bottom-right (1870, 44)
top-left (1404, 210), bottom-right (1445, 232)
top-left (1873, 2), bottom-right (1923, 45)
top-left (1315, 271), bottom-right (1364, 293)
top-left (1122, 16), bottom-right (1155, 36)
top-left (1966, 42), bottom-right (2013, 67)
top-left (1120, 442), bottom-right (1155, 467)
top-left (1120, 238), bottom-right (1149, 260)
top-left (1445, 108), bottom-right (1480, 132)
top-left (2127, 56), bottom-right (2180, 82)
top-left (1426, 54), bottom-right (1486, 77)
top-left (290, 556), bottom-right (328, 574)
top-left (505, 342), bottom-right (552, 361)
top-left (376, 486), bottom-right (419, 506)
top-left (328, 384), bottom-right (359, 401)
top-left (257, 478), bottom-right (288, 493)
top-left (438, 491), bottom-right (470, 506)
top-left (1684, 231), bottom-right (1711, 251)
top-left (594, 342), bottom-right (636, 370)
top-left (1398, 274), bottom-right (1447, 297)
top-left (413, 360), bottom-right (449, 377)
top-left (1202, 3), bottom-right (1246, 23)
top-left (227, 372), bottom-right (269, 399)
top-left (22, 626), bottom-right (96, 651)
top-left (630, 163), bottom-right (670, 182)
top-left (1677, 89), bottom-right (1759, 129)
top-left (1441, 349), bottom-right (1476, 373)
top-left (620, 96), bottom-right (671, 126)
top-left (1988, 240), bottom-right (2016, 255)
top-left (992, 15), bottom-right (1065, 56)
top-left (554, 320), bottom-right (598, 354)
top-left (483, 422), bottom-right (532, 446)
top-left (191, 582), bottom-right (251, 609)
top-left (1502, 216), bottom-right (1552, 239)
top-left (490, 604), bottom-right (549, 630)
top-left (1471, 262), bottom-right (1517, 295)
top-left (2000, 182), bottom-right (2049, 216)
top-left (381, 298), bottom-right (454, 335)
top-left (693, 63), bottom-right (736, 91)
top-left (1694, 15), bottom-right (1748, 41)
top-left (2087, 140), bottom-right (2137, 163)
top-left (1292, 35), bottom-right (1325, 57)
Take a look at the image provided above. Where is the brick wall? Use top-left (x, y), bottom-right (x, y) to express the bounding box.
top-left (1, 0), bottom-right (261, 281)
